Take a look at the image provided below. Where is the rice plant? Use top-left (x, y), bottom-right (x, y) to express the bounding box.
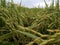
top-left (0, 0), bottom-right (60, 45)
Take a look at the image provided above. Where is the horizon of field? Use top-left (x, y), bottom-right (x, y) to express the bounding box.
top-left (6, 0), bottom-right (58, 8)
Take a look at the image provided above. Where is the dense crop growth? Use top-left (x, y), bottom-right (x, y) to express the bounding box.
top-left (0, 0), bottom-right (60, 45)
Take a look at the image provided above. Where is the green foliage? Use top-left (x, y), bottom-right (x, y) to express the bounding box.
top-left (0, 0), bottom-right (6, 7)
top-left (0, 0), bottom-right (60, 45)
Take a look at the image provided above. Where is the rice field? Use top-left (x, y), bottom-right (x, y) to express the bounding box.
top-left (0, 0), bottom-right (60, 45)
